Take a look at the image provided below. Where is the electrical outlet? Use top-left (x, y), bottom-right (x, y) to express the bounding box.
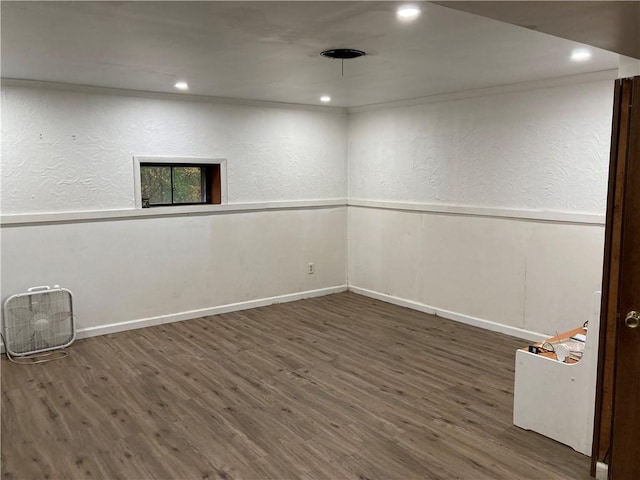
top-left (308, 262), bottom-right (315, 274)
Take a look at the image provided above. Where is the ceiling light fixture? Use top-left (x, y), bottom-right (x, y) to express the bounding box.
top-left (174, 81), bottom-right (189, 90)
top-left (397, 5), bottom-right (421, 21)
top-left (570, 49), bottom-right (591, 62)
top-left (320, 95), bottom-right (331, 103)
top-left (320, 48), bottom-right (366, 76)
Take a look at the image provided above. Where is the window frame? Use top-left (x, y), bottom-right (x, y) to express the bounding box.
top-left (133, 156), bottom-right (227, 209)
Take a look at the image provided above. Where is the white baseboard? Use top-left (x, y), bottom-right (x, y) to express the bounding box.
top-left (2, 284), bottom-right (544, 353)
top-left (595, 462), bottom-right (608, 480)
top-left (76, 285), bottom-right (347, 340)
top-left (348, 286), bottom-right (548, 342)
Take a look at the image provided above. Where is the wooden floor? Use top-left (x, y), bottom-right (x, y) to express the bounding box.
top-left (2, 292), bottom-right (591, 480)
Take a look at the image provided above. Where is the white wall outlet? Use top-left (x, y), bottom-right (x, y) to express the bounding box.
top-left (308, 262), bottom-right (315, 274)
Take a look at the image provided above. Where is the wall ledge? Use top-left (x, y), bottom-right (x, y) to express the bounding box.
top-left (349, 286), bottom-right (548, 343)
top-left (348, 199), bottom-right (605, 226)
top-left (0, 199), bottom-right (348, 227)
top-left (2, 199), bottom-right (604, 227)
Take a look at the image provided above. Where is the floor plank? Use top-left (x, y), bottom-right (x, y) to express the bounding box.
top-left (2, 292), bottom-right (591, 479)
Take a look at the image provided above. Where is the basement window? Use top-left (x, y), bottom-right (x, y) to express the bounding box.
top-left (133, 157), bottom-right (226, 208)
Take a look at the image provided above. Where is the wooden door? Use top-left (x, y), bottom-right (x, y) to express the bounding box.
top-left (610, 75), bottom-right (640, 479)
top-left (592, 76), bottom-right (640, 478)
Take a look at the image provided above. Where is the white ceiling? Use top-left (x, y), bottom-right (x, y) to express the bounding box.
top-left (436, 1), bottom-right (640, 60)
top-left (1, 1), bottom-right (623, 108)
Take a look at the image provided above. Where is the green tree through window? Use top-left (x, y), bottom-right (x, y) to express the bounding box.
top-left (140, 164), bottom-right (218, 206)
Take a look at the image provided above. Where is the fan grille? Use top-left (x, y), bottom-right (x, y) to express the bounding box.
top-left (3, 289), bottom-right (74, 356)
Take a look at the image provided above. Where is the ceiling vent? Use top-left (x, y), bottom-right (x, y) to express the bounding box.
top-left (320, 48), bottom-right (366, 59)
top-left (320, 48), bottom-right (366, 76)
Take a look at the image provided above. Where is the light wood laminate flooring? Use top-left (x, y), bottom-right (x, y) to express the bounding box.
top-left (2, 293), bottom-right (591, 479)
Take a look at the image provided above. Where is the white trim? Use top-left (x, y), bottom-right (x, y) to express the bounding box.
top-left (348, 198), bottom-right (605, 226)
top-left (0, 199), bottom-right (347, 227)
top-left (2, 71), bottom-right (616, 115)
top-left (348, 286), bottom-right (548, 343)
top-left (348, 70), bottom-right (618, 113)
top-left (76, 285), bottom-right (348, 340)
top-left (1, 78), bottom-right (348, 114)
top-left (133, 155), bottom-right (228, 209)
top-left (1, 199), bottom-right (603, 227)
top-left (595, 462), bottom-right (608, 480)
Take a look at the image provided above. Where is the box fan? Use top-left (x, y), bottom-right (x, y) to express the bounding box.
top-left (2, 286), bottom-right (75, 363)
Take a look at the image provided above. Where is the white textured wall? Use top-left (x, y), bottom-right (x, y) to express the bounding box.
top-left (1, 85), bottom-right (348, 335)
top-left (1, 85), bottom-right (347, 214)
top-left (0, 79), bottom-right (615, 339)
top-left (347, 79), bottom-right (613, 336)
top-left (349, 80), bottom-right (613, 213)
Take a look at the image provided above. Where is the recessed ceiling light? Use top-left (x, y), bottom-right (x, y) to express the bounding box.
top-left (320, 95), bottom-right (331, 103)
top-left (174, 81), bottom-right (189, 90)
top-left (397, 5), bottom-right (421, 21)
top-left (570, 49), bottom-right (592, 62)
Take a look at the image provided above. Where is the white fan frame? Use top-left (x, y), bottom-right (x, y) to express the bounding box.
top-left (2, 286), bottom-right (76, 357)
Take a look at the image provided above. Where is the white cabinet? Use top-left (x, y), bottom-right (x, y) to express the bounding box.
top-left (513, 291), bottom-right (601, 456)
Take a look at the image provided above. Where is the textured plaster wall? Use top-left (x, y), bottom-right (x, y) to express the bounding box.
top-left (0, 85), bottom-right (348, 333)
top-left (1, 86), bottom-right (347, 214)
top-left (348, 80), bottom-right (614, 213)
top-left (347, 79), bottom-right (613, 336)
top-left (0, 79), bottom-right (615, 338)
